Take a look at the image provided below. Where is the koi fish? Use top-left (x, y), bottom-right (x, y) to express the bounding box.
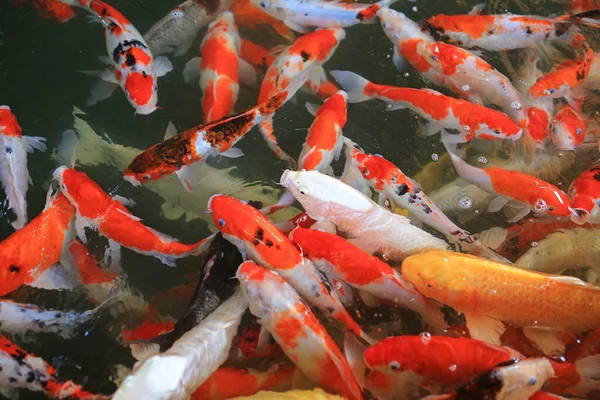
top-left (252, 0), bottom-right (393, 33)
top-left (260, 90), bottom-right (348, 214)
top-left (230, 0), bottom-right (294, 41)
top-left (0, 191), bottom-right (75, 296)
top-left (143, 0), bottom-right (232, 57)
top-left (182, 11), bottom-right (256, 123)
top-left (550, 104), bottom-right (587, 151)
top-left (289, 227), bottom-right (448, 333)
top-left (207, 194), bottom-right (371, 342)
top-left (240, 39), bottom-right (276, 73)
top-left (0, 335), bottom-right (102, 399)
top-left (529, 42), bottom-right (594, 105)
top-left (62, 0), bottom-right (172, 114)
top-left (237, 261), bottom-right (364, 400)
top-left (275, 212), bottom-right (318, 234)
top-left (331, 71), bottom-right (522, 144)
top-left (402, 250), bottom-right (600, 353)
top-left (114, 290), bottom-right (248, 399)
top-left (54, 166), bottom-right (210, 266)
top-left (568, 165), bottom-right (600, 223)
top-left (280, 169), bottom-right (449, 262)
top-left (191, 364), bottom-right (295, 400)
top-left (426, 358), bottom-right (555, 400)
top-left (17, 0), bottom-right (75, 22)
top-left (257, 28), bottom-right (345, 164)
top-left (420, 13), bottom-right (585, 51)
top-left (446, 147), bottom-right (581, 224)
top-left (124, 67), bottom-right (311, 187)
top-left (0, 106), bottom-right (47, 230)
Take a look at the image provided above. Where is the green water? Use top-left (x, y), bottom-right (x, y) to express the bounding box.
top-left (0, 0), bottom-right (595, 397)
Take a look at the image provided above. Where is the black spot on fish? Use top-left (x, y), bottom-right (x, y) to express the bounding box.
top-left (37, 321), bottom-right (46, 329)
top-left (26, 371), bottom-right (35, 383)
top-left (300, 51), bottom-right (311, 62)
top-left (525, 26), bottom-right (532, 35)
top-left (20, 308), bottom-right (26, 313)
top-left (265, 239), bottom-right (274, 248)
top-left (422, 205), bottom-right (432, 214)
top-left (9, 265), bottom-right (20, 273)
top-left (142, 71), bottom-right (147, 78)
top-left (326, 307), bottom-right (335, 313)
top-left (55, 313), bottom-right (62, 318)
top-left (9, 377), bottom-right (16, 383)
top-left (12, 349), bottom-right (27, 365)
top-left (125, 53), bottom-right (136, 67)
top-left (396, 184), bottom-right (408, 196)
top-left (112, 39), bottom-right (148, 64)
top-left (5, 147), bottom-right (11, 154)
top-left (576, 68), bottom-right (587, 81)
top-left (253, 228), bottom-right (265, 246)
top-left (555, 22), bottom-right (573, 37)
top-left (593, 172), bottom-right (600, 181)
top-left (248, 200), bottom-right (263, 209)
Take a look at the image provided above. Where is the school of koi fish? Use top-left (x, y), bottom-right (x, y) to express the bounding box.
top-left (3, 0), bottom-right (600, 398)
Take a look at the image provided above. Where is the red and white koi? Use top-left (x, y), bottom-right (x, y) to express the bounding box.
top-left (54, 166), bottom-right (209, 266)
top-left (207, 194), bottom-right (371, 342)
top-left (237, 261), bottom-right (363, 400)
top-left (529, 42), bottom-right (594, 105)
top-left (289, 227), bottom-right (448, 333)
top-left (252, 0), bottom-right (394, 33)
top-left (280, 169), bottom-right (449, 261)
top-left (331, 71), bottom-right (522, 144)
top-left (18, 0), bottom-right (75, 22)
top-left (0, 335), bottom-right (102, 399)
top-left (550, 104), bottom-right (587, 151)
top-left (568, 165), bottom-right (600, 224)
top-left (0, 191), bottom-right (75, 296)
top-left (0, 106), bottom-right (46, 230)
top-left (257, 28), bottom-right (345, 164)
top-left (420, 13), bottom-right (584, 51)
top-left (183, 12), bottom-right (256, 123)
top-left (446, 147), bottom-right (581, 224)
top-left (61, 0), bottom-right (172, 114)
top-left (124, 68), bottom-right (310, 187)
top-left (191, 364), bottom-right (295, 400)
top-left (143, 0), bottom-right (232, 57)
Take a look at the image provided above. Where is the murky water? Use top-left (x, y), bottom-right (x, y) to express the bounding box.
top-left (0, 0), bottom-right (598, 398)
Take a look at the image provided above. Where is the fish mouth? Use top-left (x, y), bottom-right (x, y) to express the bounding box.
top-left (206, 194), bottom-right (221, 212)
top-left (279, 170), bottom-right (292, 187)
top-left (570, 207), bottom-right (589, 225)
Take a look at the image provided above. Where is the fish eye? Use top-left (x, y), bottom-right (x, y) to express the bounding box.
top-left (260, 1), bottom-right (267, 7)
top-left (552, 127), bottom-right (558, 134)
top-left (218, 218), bottom-right (226, 227)
top-left (548, 206), bottom-right (555, 211)
top-left (389, 361), bottom-right (401, 371)
top-left (576, 128), bottom-right (582, 135)
top-left (528, 377), bottom-right (537, 386)
top-left (298, 185), bottom-right (308, 195)
top-left (362, 168), bottom-right (369, 176)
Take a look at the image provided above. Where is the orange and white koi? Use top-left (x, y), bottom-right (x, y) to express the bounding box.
top-left (0, 335), bottom-right (102, 399)
top-left (237, 261), bottom-right (364, 400)
top-left (230, 0), bottom-right (294, 40)
top-left (402, 251), bottom-right (600, 352)
top-left (446, 147), bottom-right (581, 224)
top-left (207, 194), bottom-right (371, 342)
top-left (143, 0), bottom-right (232, 57)
top-left (0, 191), bottom-right (75, 296)
top-left (183, 12), bottom-right (255, 123)
top-left (124, 68), bottom-right (310, 187)
top-left (377, 8), bottom-right (448, 88)
top-left (529, 42), bottom-right (594, 105)
top-left (550, 104), bottom-right (587, 151)
top-left (253, 0), bottom-right (394, 33)
top-left (331, 71), bottom-right (522, 144)
top-left (257, 28), bottom-right (345, 164)
top-left (54, 166), bottom-right (209, 266)
top-left (568, 165), bottom-right (600, 224)
top-left (191, 364), bottom-right (295, 400)
top-left (61, 0), bottom-right (172, 114)
top-left (280, 169), bottom-right (449, 261)
top-left (0, 106), bottom-right (46, 230)
top-left (420, 13), bottom-right (584, 51)
top-left (289, 227), bottom-right (448, 333)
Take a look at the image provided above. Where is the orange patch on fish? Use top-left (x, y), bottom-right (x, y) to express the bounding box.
top-left (124, 71), bottom-right (153, 106)
top-left (0, 107), bottom-right (23, 137)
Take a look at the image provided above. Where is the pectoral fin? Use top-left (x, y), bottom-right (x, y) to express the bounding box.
top-left (465, 313), bottom-right (505, 345)
top-left (522, 326), bottom-right (565, 356)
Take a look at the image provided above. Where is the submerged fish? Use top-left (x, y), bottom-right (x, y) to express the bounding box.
top-left (0, 106), bottom-right (47, 230)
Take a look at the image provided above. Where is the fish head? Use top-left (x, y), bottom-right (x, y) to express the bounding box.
top-left (0, 105), bottom-right (22, 137)
top-left (208, 194), bottom-right (264, 240)
top-left (236, 261), bottom-right (297, 318)
top-left (549, 105), bottom-right (586, 151)
top-left (123, 70), bottom-right (158, 115)
top-left (491, 359), bottom-right (553, 399)
top-left (251, 0), bottom-right (287, 20)
top-left (53, 166), bottom-right (111, 217)
top-left (363, 337), bottom-right (413, 375)
top-left (280, 169), bottom-right (373, 220)
top-left (568, 166), bottom-right (600, 224)
top-left (477, 115), bottom-right (523, 141)
top-left (377, 7), bottom-right (420, 44)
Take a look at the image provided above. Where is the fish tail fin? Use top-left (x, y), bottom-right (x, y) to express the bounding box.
top-left (576, 354), bottom-right (600, 379)
top-left (22, 135), bottom-right (47, 152)
top-left (54, 129), bottom-right (79, 168)
top-left (129, 342), bottom-right (160, 362)
top-left (258, 120), bottom-right (298, 167)
top-left (444, 142), bottom-right (494, 192)
top-left (572, 10), bottom-right (600, 29)
top-left (260, 189), bottom-right (296, 215)
top-left (344, 332), bottom-right (368, 389)
top-left (519, 124), bottom-right (537, 164)
top-left (330, 70), bottom-right (373, 103)
top-left (89, 277), bottom-right (125, 315)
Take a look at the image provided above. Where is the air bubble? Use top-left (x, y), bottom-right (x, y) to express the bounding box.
top-left (461, 84), bottom-right (470, 92)
top-left (420, 332), bottom-right (432, 343)
top-left (449, 364), bottom-right (457, 372)
top-left (511, 101), bottom-right (522, 110)
top-left (431, 153), bottom-right (439, 161)
top-left (335, 281), bottom-right (343, 290)
top-left (531, 242), bottom-right (538, 247)
top-left (463, 125), bottom-right (471, 132)
top-left (404, 72), bottom-right (410, 77)
top-left (459, 196), bottom-right (472, 209)
top-left (172, 9), bottom-right (184, 18)
top-left (477, 156), bottom-right (488, 164)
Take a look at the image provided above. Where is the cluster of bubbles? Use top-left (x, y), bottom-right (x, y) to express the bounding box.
top-left (459, 195), bottom-right (472, 209)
